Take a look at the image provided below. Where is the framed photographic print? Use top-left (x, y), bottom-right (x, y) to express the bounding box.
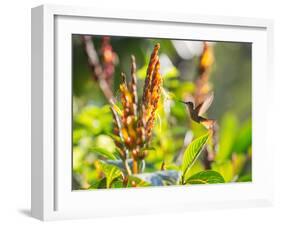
top-left (31, 4), bottom-right (274, 221)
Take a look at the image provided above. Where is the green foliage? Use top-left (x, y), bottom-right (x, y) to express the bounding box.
top-left (181, 133), bottom-right (209, 183)
top-left (89, 147), bottom-right (117, 160)
top-left (237, 174), bottom-right (252, 182)
top-left (211, 161), bottom-right (234, 182)
top-left (74, 105), bottom-right (113, 135)
top-left (233, 119), bottom-right (252, 154)
top-left (97, 161), bottom-right (122, 188)
top-left (186, 170), bottom-right (225, 184)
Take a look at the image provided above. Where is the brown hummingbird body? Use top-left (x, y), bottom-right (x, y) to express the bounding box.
top-left (180, 92), bottom-right (215, 129)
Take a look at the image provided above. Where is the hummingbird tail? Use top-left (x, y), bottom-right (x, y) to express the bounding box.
top-left (201, 119), bottom-right (215, 130)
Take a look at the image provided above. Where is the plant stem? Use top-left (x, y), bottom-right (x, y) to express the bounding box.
top-left (123, 158), bottom-right (132, 176)
top-left (132, 158), bottom-right (138, 174)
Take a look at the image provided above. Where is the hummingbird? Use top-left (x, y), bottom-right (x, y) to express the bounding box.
top-left (179, 92), bottom-right (215, 130)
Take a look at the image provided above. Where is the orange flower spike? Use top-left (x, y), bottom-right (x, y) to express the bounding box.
top-left (199, 42), bottom-right (214, 75)
top-left (142, 43), bottom-right (160, 106)
top-left (130, 55), bottom-right (138, 117)
top-left (147, 43), bottom-right (160, 76)
top-left (136, 104), bottom-right (147, 146)
top-left (151, 60), bottom-right (162, 98)
top-left (120, 74), bottom-right (133, 117)
top-left (126, 115), bottom-right (137, 140)
top-left (146, 59), bottom-right (162, 140)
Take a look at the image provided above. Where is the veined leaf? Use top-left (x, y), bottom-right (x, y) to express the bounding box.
top-left (97, 161), bottom-right (122, 188)
top-left (89, 147), bottom-right (117, 160)
top-left (183, 161), bottom-right (205, 181)
top-left (111, 178), bottom-right (124, 188)
top-left (181, 133), bottom-right (209, 179)
top-left (186, 170), bottom-right (225, 184)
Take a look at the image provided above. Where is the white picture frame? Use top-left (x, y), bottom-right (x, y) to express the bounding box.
top-left (31, 4), bottom-right (274, 221)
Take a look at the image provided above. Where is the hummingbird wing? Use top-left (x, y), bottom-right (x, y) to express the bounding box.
top-left (195, 92), bottom-right (214, 116)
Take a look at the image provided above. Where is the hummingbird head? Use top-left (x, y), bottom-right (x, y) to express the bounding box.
top-left (179, 100), bottom-right (193, 107)
top-left (179, 100), bottom-right (194, 110)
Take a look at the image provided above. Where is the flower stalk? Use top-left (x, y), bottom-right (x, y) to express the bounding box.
top-left (113, 43), bottom-right (162, 174)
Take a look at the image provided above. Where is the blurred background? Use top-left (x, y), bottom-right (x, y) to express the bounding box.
top-left (72, 35), bottom-right (252, 189)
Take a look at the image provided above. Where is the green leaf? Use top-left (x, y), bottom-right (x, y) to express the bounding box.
top-left (98, 161), bottom-right (122, 188)
top-left (183, 161), bottom-right (205, 181)
top-left (186, 170), bottom-right (225, 184)
top-left (215, 113), bottom-right (238, 162)
top-left (211, 160), bottom-right (234, 182)
top-left (233, 120), bottom-right (252, 154)
top-left (181, 133), bottom-right (209, 179)
top-left (89, 147), bottom-right (117, 160)
top-left (237, 174), bottom-right (252, 182)
top-left (111, 178), bottom-right (124, 188)
top-left (89, 178), bottom-right (106, 189)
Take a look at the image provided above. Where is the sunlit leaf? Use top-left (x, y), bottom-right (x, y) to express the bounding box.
top-left (186, 170), bottom-right (225, 184)
top-left (181, 133), bottom-right (209, 179)
top-left (184, 161), bottom-right (205, 181)
top-left (111, 178), bottom-right (124, 188)
top-left (89, 147), bottom-right (117, 160)
top-left (97, 161), bottom-right (123, 188)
